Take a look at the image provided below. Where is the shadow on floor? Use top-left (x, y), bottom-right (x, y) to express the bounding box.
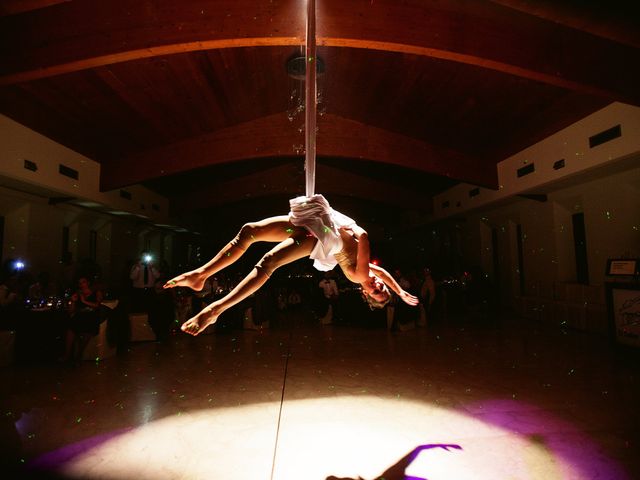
top-left (326, 443), bottom-right (463, 480)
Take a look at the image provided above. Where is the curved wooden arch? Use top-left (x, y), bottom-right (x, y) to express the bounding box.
top-left (1, 0), bottom-right (638, 103)
top-left (0, 38), bottom-right (301, 85)
top-left (100, 112), bottom-right (496, 192)
top-left (173, 162), bottom-right (434, 213)
top-left (1, 35), bottom-right (622, 100)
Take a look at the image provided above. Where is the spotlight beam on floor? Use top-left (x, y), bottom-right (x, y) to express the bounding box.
top-left (28, 395), bottom-right (627, 480)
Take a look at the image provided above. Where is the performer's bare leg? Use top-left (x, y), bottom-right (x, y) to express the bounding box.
top-left (181, 233), bottom-right (315, 335)
top-left (163, 216), bottom-right (294, 291)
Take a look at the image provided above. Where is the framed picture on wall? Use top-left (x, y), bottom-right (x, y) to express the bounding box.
top-left (606, 259), bottom-right (639, 276)
top-left (608, 284), bottom-right (640, 348)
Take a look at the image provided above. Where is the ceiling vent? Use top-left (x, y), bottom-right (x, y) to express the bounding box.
top-left (517, 163), bottom-right (535, 178)
top-left (589, 125), bottom-right (621, 148)
top-left (59, 164), bottom-right (78, 180)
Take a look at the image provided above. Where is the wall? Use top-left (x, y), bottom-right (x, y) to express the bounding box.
top-left (0, 114), bottom-right (170, 224)
top-left (427, 101), bottom-right (640, 326)
top-left (0, 186), bottom-right (177, 292)
top-left (558, 168), bottom-right (640, 285)
top-left (456, 166), bottom-right (639, 300)
top-left (0, 112), bottom-right (183, 291)
top-left (433, 102), bottom-right (640, 219)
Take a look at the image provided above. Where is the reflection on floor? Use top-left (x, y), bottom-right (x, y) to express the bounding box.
top-left (1, 310), bottom-right (639, 479)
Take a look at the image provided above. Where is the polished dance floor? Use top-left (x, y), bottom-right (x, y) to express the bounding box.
top-left (1, 310), bottom-right (639, 479)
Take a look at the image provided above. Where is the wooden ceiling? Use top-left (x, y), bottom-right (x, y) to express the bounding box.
top-left (0, 0), bottom-right (638, 225)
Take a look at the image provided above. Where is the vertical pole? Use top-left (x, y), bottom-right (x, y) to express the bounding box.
top-left (305, 0), bottom-right (317, 197)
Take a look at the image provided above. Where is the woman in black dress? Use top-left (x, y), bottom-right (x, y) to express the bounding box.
top-left (61, 277), bottom-right (103, 364)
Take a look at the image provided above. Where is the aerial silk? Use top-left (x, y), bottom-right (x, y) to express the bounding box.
top-left (305, 0), bottom-right (317, 197)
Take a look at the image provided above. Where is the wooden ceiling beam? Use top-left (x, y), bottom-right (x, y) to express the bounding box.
top-left (317, 0), bottom-right (640, 104)
top-left (0, 37), bottom-right (302, 86)
top-left (173, 162), bottom-right (432, 212)
top-left (488, 0), bottom-right (640, 48)
top-left (0, 0), bottom-right (71, 17)
top-left (1, 0), bottom-right (638, 103)
top-left (318, 114), bottom-right (497, 189)
top-left (100, 112), bottom-right (494, 191)
top-left (100, 112), bottom-right (300, 191)
top-left (0, 0), bottom-right (304, 85)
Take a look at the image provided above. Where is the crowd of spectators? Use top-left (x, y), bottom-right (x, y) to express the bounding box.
top-left (0, 247), bottom-right (492, 365)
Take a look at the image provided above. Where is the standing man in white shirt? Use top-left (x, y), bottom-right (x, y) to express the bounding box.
top-left (130, 252), bottom-right (159, 313)
top-left (318, 273), bottom-right (339, 325)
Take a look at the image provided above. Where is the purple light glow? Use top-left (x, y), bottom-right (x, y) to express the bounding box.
top-left (27, 428), bottom-right (134, 473)
top-left (462, 399), bottom-right (630, 480)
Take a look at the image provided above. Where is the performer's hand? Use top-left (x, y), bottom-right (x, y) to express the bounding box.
top-left (399, 290), bottom-right (419, 306)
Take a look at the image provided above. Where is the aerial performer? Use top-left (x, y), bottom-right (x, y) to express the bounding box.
top-left (164, 194), bottom-right (419, 335)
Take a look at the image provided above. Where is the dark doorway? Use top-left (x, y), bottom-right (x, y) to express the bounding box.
top-left (61, 226), bottom-right (70, 264)
top-left (0, 216), bottom-right (4, 261)
top-left (491, 227), bottom-right (501, 307)
top-left (89, 230), bottom-right (97, 261)
top-left (516, 224), bottom-right (525, 296)
top-left (572, 213), bottom-right (589, 284)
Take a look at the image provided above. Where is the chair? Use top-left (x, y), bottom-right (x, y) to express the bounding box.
top-left (0, 330), bottom-right (16, 366)
top-left (83, 300), bottom-right (118, 361)
top-left (129, 312), bottom-right (156, 342)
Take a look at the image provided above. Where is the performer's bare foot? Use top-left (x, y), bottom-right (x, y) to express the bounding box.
top-left (163, 270), bottom-right (207, 291)
top-left (181, 307), bottom-right (220, 336)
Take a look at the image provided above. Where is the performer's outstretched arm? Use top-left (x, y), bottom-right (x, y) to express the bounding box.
top-left (369, 263), bottom-right (419, 306)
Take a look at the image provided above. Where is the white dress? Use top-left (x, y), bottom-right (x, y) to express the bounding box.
top-left (288, 194), bottom-right (356, 271)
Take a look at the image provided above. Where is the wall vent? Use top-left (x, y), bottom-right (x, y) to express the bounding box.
top-left (469, 187), bottom-right (480, 198)
top-left (24, 159), bottom-right (38, 172)
top-left (119, 190), bottom-right (132, 200)
top-left (59, 164), bottom-right (79, 180)
top-left (589, 124), bottom-right (621, 148)
top-left (517, 163), bottom-right (535, 178)
top-left (553, 159), bottom-right (565, 170)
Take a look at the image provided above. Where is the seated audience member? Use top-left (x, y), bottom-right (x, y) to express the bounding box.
top-left (28, 271), bottom-right (57, 303)
top-left (60, 277), bottom-right (103, 364)
top-left (0, 275), bottom-right (20, 308)
top-left (0, 274), bottom-right (23, 330)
